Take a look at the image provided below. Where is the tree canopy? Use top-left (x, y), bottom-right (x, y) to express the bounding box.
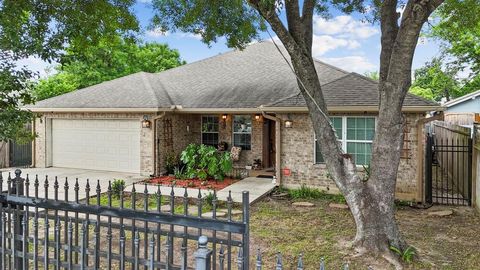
top-left (411, 0), bottom-right (480, 101)
top-left (34, 37), bottom-right (185, 101)
top-left (0, 0), bottom-right (139, 142)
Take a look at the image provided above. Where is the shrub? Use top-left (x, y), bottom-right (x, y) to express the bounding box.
top-left (287, 184), bottom-right (346, 203)
top-left (164, 152), bottom-right (180, 175)
top-left (180, 144), bottom-right (233, 180)
top-left (111, 179), bottom-right (126, 198)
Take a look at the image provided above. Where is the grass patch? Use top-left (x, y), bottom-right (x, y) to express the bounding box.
top-left (284, 185), bottom-right (346, 203)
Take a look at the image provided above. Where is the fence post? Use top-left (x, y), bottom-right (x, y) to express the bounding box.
top-left (13, 169), bottom-right (24, 270)
top-left (425, 135), bottom-right (433, 204)
top-left (194, 236), bottom-right (212, 270)
top-left (242, 191), bottom-right (250, 270)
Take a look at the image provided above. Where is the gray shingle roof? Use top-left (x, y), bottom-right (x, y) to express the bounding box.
top-left (270, 73), bottom-right (439, 107)
top-left (30, 41), bottom-right (438, 110)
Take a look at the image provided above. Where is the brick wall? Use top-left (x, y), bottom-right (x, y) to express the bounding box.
top-left (156, 113), bottom-right (264, 174)
top-left (277, 113), bottom-right (424, 201)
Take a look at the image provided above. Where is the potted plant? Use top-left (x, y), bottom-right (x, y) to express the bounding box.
top-left (253, 158), bottom-right (262, 170)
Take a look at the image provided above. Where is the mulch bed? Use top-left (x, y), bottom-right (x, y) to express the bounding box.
top-left (147, 176), bottom-right (239, 191)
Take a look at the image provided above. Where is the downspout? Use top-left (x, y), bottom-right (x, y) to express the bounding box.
top-left (152, 112), bottom-right (166, 176)
top-left (261, 111), bottom-right (282, 186)
top-left (415, 111), bottom-right (444, 202)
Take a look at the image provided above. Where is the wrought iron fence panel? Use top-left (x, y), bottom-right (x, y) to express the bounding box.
top-left (0, 170), bottom-right (249, 270)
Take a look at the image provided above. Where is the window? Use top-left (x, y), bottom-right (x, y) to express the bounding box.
top-left (201, 115), bottom-right (219, 147)
top-left (233, 115), bottom-right (252, 150)
top-left (315, 116), bottom-right (375, 165)
top-left (315, 117), bottom-right (342, 163)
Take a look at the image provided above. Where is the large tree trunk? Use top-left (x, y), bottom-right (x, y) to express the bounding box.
top-left (249, 0), bottom-right (444, 266)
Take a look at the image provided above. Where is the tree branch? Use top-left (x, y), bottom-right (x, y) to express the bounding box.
top-left (301, 0), bottom-right (316, 53)
top-left (379, 0), bottom-right (399, 82)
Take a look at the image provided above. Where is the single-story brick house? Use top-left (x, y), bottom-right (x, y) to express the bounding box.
top-left (28, 42), bottom-right (442, 202)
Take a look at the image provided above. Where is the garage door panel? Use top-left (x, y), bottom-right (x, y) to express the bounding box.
top-left (52, 119), bottom-right (141, 173)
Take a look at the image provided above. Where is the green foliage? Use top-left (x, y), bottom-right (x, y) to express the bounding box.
top-left (34, 37), bottom-right (185, 101)
top-left (0, 0), bottom-right (138, 142)
top-left (361, 164), bottom-right (370, 182)
top-left (390, 245), bottom-right (416, 263)
top-left (423, 0), bottom-right (480, 99)
top-left (363, 71), bottom-right (379, 81)
top-left (180, 144), bottom-right (233, 181)
top-left (410, 58), bottom-right (463, 102)
top-left (287, 185), bottom-right (346, 203)
top-left (111, 179), bottom-right (126, 199)
top-left (204, 192), bottom-right (215, 207)
top-left (0, 52), bottom-right (36, 142)
top-left (164, 152), bottom-right (180, 175)
top-left (0, 0), bottom-right (138, 61)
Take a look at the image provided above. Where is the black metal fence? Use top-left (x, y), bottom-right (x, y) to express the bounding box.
top-left (0, 170), bottom-right (249, 270)
top-left (425, 132), bottom-right (473, 206)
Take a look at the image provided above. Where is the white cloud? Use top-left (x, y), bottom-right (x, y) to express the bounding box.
top-left (16, 56), bottom-right (55, 78)
top-left (146, 28), bottom-right (202, 40)
top-left (312, 35), bottom-right (360, 57)
top-left (320, 56), bottom-right (376, 73)
top-left (146, 28), bottom-right (169, 38)
top-left (313, 15), bottom-right (378, 39)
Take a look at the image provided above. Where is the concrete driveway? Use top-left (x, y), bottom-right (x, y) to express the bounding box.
top-left (0, 167), bottom-right (145, 201)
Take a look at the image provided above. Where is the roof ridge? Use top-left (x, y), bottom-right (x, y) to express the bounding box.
top-left (313, 59), bottom-right (351, 75)
top-left (266, 92), bottom-right (303, 106)
top-left (153, 41), bottom-right (270, 76)
top-left (267, 73), bottom-right (352, 106)
top-left (34, 71), bottom-right (151, 104)
top-left (349, 72), bottom-right (379, 84)
top-left (140, 73), bottom-right (172, 108)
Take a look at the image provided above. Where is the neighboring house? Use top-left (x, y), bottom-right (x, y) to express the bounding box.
top-left (444, 89), bottom-right (480, 126)
top-left (28, 42), bottom-right (441, 201)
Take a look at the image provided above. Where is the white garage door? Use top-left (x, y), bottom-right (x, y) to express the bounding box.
top-left (51, 119), bottom-right (141, 173)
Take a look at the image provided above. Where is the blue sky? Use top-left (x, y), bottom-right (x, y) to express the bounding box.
top-left (22, 0), bottom-right (442, 77)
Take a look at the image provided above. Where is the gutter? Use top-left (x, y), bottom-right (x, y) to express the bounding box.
top-left (261, 111), bottom-right (282, 186)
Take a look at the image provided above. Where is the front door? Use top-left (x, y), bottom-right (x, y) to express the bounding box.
top-left (262, 119), bottom-right (276, 168)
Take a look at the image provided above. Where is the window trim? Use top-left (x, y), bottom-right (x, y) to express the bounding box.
top-left (314, 116), bottom-right (377, 165)
top-left (232, 115), bottom-right (252, 150)
top-left (201, 115), bottom-right (219, 147)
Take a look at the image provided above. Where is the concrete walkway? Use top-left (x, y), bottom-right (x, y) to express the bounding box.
top-left (0, 167), bottom-right (144, 201)
top-left (125, 177), bottom-right (276, 204)
top-left (0, 168), bottom-right (275, 204)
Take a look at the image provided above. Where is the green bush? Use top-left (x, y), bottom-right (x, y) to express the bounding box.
top-left (111, 179), bottom-right (126, 198)
top-left (288, 184), bottom-right (346, 203)
top-left (180, 144), bottom-right (233, 180)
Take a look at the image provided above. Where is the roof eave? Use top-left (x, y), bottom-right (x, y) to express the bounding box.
top-left (28, 107), bottom-right (173, 113)
top-left (259, 105), bottom-right (445, 113)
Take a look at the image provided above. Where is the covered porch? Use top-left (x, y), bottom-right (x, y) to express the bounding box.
top-left (152, 112), bottom-right (280, 180)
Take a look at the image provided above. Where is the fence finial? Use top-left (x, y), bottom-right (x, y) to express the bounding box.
top-left (255, 249), bottom-right (262, 270)
top-left (297, 253), bottom-right (304, 270)
top-left (194, 236), bottom-right (212, 270)
top-left (275, 252), bottom-right (283, 270)
top-left (319, 257), bottom-right (325, 270)
top-left (14, 169), bottom-right (21, 178)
